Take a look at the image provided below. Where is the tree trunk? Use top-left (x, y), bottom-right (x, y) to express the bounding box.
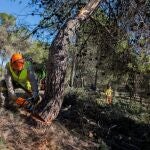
top-left (36, 0), bottom-right (102, 123)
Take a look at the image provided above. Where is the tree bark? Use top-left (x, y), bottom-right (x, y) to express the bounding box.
top-left (36, 0), bottom-right (101, 123)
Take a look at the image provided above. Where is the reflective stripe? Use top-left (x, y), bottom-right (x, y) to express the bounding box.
top-left (8, 62), bottom-right (31, 91)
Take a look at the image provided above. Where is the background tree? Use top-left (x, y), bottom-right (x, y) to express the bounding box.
top-left (0, 13), bottom-right (30, 56)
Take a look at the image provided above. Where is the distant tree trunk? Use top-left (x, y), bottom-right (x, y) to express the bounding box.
top-left (81, 77), bottom-right (85, 88)
top-left (94, 44), bottom-right (101, 90)
top-left (94, 67), bottom-right (98, 90)
top-left (70, 52), bottom-right (76, 87)
top-left (36, 0), bottom-right (101, 123)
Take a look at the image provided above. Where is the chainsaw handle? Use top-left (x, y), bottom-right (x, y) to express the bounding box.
top-left (26, 96), bottom-right (34, 102)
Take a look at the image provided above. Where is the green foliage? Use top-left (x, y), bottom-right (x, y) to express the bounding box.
top-left (93, 9), bottom-right (109, 25)
top-left (65, 87), bottom-right (88, 101)
top-left (25, 41), bottom-right (48, 63)
top-left (136, 53), bottom-right (150, 73)
top-left (0, 13), bottom-right (16, 26)
top-left (117, 40), bottom-right (128, 52)
top-left (0, 13), bottom-right (30, 56)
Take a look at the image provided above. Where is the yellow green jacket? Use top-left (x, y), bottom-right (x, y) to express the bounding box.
top-left (105, 88), bottom-right (113, 97)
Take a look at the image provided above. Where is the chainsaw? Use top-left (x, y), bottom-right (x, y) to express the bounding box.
top-left (15, 97), bottom-right (45, 123)
top-left (15, 96), bottom-right (40, 111)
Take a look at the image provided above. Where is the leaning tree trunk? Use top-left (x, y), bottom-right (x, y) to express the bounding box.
top-left (36, 0), bottom-right (101, 123)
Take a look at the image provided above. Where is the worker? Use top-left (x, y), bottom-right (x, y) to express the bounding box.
top-left (105, 84), bottom-right (113, 105)
top-left (0, 53), bottom-right (40, 109)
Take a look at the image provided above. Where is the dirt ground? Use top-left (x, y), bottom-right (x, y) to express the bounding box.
top-left (0, 106), bottom-right (100, 150)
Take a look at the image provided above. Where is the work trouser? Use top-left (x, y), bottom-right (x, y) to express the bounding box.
top-left (106, 96), bottom-right (112, 104)
top-left (0, 79), bottom-right (32, 108)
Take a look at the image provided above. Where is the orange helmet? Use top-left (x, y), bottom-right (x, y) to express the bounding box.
top-left (11, 53), bottom-right (25, 71)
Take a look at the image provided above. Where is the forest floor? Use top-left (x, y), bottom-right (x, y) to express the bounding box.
top-left (0, 89), bottom-right (149, 150)
top-left (0, 106), bottom-right (100, 150)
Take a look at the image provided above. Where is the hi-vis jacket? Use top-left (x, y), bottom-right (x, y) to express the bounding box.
top-left (105, 88), bottom-right (113, 97)
top-left (4, 61), bottom-right (39, 98)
